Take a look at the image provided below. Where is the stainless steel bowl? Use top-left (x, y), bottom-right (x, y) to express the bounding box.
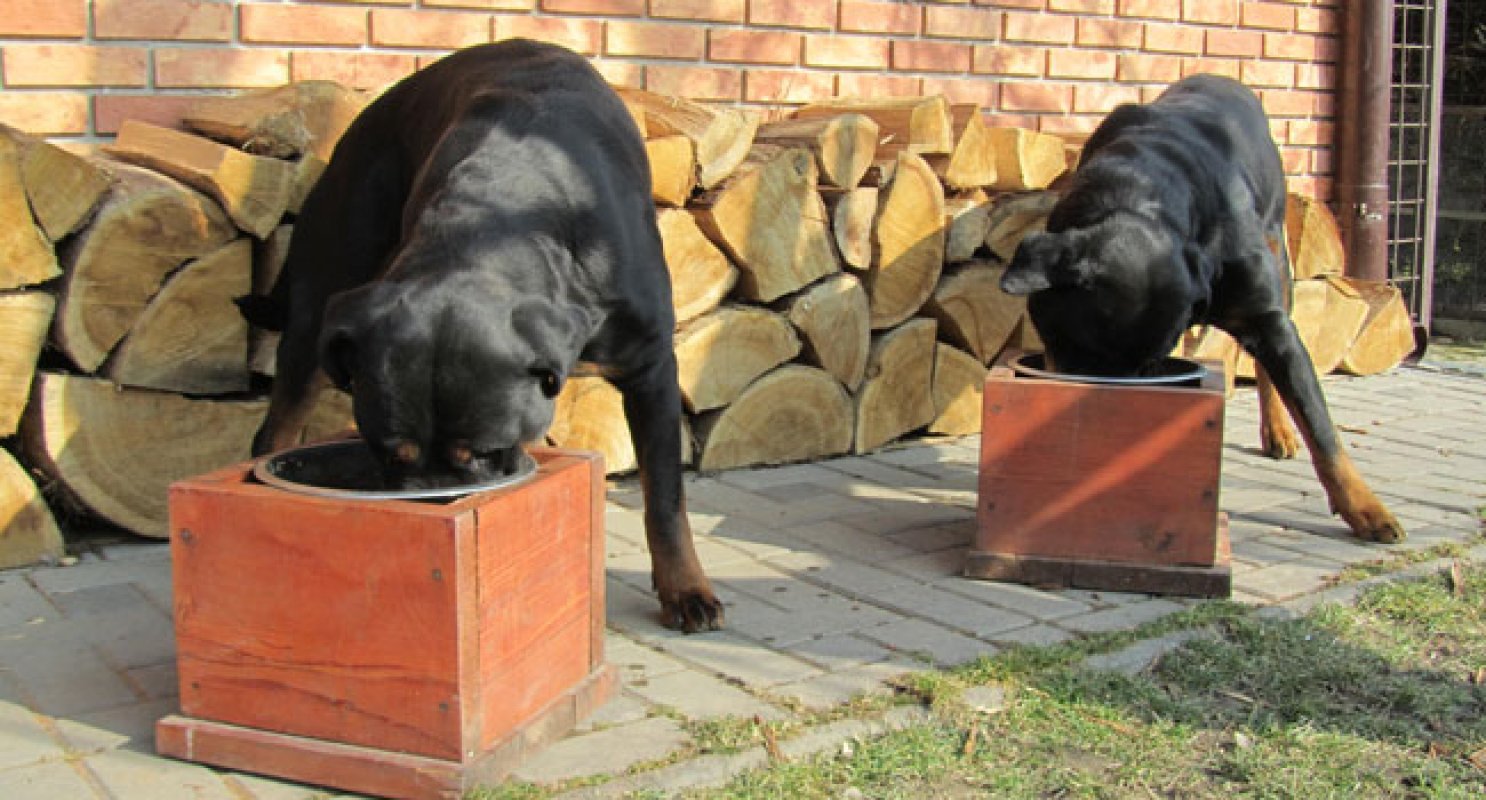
top-left (1011, 353), bottom-right (1208, 387)
top-left (253, 439), bottom-right (538, 501)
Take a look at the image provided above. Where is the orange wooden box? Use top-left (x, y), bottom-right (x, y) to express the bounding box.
top-left (156, 448), bottom-right (615, 799)
top-left (966, 361), bottom-right (1231, 597)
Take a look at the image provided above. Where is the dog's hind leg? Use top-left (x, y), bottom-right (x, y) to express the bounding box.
top-left (1244, 312), bottom-right (1406, 543)
top-left (616, 354), bottom-right (724, 632)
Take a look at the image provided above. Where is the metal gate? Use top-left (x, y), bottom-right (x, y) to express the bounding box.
top-left (1389, 0), bottom-right (1447, 328)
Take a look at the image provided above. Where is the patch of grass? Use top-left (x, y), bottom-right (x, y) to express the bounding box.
top-left (1331, 541), bottom-right (1479, 585)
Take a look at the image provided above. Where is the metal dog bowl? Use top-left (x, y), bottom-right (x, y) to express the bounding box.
top-left (253, 439), bottom-right (538, 501)
top-left (1012, 353), bottom-right (1208, 387)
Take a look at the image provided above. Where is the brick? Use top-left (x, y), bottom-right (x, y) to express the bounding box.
top-left (1182, 0), bottom-right (1238, 25)
top-left (924, 7), bottom-right (1000, 41)
top-left (1205, 29), bottom-right (1263, 58)
top-left (1240, 59), bottom-right (1294, 88)
top-left (1048, 48), bottom-right (1115, 80)
top-left (841, 1), bottom-right (922, 36)
top-left (428, 0), bottom-right (532, 9)
top-left (0, 0), bottom-right (86, 37)
top-left (94, 0), bottom-right (232, 41)
top-left (0, 91), bottom-right (88, 136)
top-left (979, 0), bottom-right (1039, 8)
top-left (1003, 11), bottom-right (1076, 44)
top-left (540, 0), bottom-right (646, 15)
top-left (1049, 0), bottom-right (1113, 12)
top-left (1116, 53), bottom-right (1181, 83)
top-left (495, 16), bottom-right (603, 54)
top-left (1265, 32), bottom-right (1321, 61)
top-left (1260, 88), bottom-right (1317, 117)
top-left (1241, 1), bottom-right (1296, 31)
top-left (1073, 83), bottom-right (1140, 113)
top-left (892, 40), bottom-right (972, 73)
top-left (709, 29), bottom-right (801, 65)
top-left (1076, 18), bottom-right (1142, 48)
top-left (290, 51), bottom-right (416, 91)
top-left (3, 45), bottom-right (148, 88)
top-left (1144, 22), bottom-right (1204, 55)
top-left (94, 94), bottom-right (202, 134)
top-left (370, 9), bottom-right (491, 49)
top-left (645, 64), bottom-right (742, 100)
top-left (592, 59), bottom-right (643, 88)
top-left (651, 0), bottom-right (746, 22)
top-left (972, 44), bottom-right (1045, 76)
top-left (920, 76), bottom-right (998, 108)
top-left (749, 0), bottom-right (836, 30)
top-left (982, 110), bottom-right (1040, 131)
top-left (1296, 7), bottom-right (1338, 36)
top-left (240, 4), bottom-right (367, 46)
top-left (804, 35), bottom-right (890, 70)
top-left (837, 73), bottom-right (921, 98)
top-left (999, 81), bottom-right (1073, 113)
top-left (744, 69), bottom-right (836, 103)
top-left (1295, 62), bottom-right (1334, 91)
top-left (1181, 57), bottom-right (1240, 80)
top-left (607, 21), bottom-right (706, 59)
top-left (156, 47), bottom-right (290, 88)
top-left (1117, 0), bottom-right (1178, 21)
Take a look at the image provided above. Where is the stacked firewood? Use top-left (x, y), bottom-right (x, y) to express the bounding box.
top-left (0, 81), bottom-right (1416, 563)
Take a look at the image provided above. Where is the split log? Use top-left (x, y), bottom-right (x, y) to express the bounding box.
top-left (183, 80), bottom-right (368, 162)
top-left (928, 105), bottom-right (998, 190)
top-left (754, 113), bottom-right (879, 189)
top-left (0, 293), bottom-right (55, 436)
top-left (985, 191), bottom-right (1057, 262)
top-left (548, 377), bottom-right (636, 474)
top-left (864, 152), bottom-right (944, 329)
top-left (1337, 280), bottom-right (1417, 376)
top-left (928, 343), bottom-right (988, 436)
top-left (1, 446), bottom-right (64, 569)
top-left (922, 261), bottom-right (1026, 365)
top-left (987, 127), bottom-right (1068, 191)
top-left (776, 273), bottom-right (870, 391)
top-left (615, 87), bottom-right (760, 189)
top-left (854, 318), bottom-right (937, 454)
top-left (22, 373), bottom-right (269, 537)
top-left (54, 163), bottom-right (238, 373)
top-left (0, 132), bottom-right (60, 290)
top-left (7, 123), bottom-right (111, 241)
top-left (1285, 193), bottom-right (1345, 279)
top-left (824, 186), bottom-right (878, 270)
top-left (1011, 315), bottom-right (1044, 355)
top-left (107, 120), bottom-right (294, 238)
top-left (1295, 277), bottom-right (1371, 374)
top-left (692, 147), bottom-right (840, 302)
top-left (674, 305), bottom-right (801, 413)
top-left (107, 238), bottom-right (252, 395)
top-left (944, 192), bottom-right (991, 264)
top-left (657, 209), bottom-right (736, 326)
top-left (793, 96), bottom-right (955, 157)
top-left (694, 365), bottom-right (854, 472)
top-left (647, 135), bottom-right (697, 207)
top-left (1179, 325), bottom-right (1241, 395)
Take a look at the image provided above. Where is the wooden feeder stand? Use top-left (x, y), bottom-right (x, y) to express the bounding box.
top-left (966, 357), bottom-right (1232, 597)
top-left (156, 447), bottom-right (615, 799)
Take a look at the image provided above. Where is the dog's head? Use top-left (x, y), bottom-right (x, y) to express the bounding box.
top-left (1001, 211), bottom-right (1208, 377)
top-left (317, 279), bottom-right (587, 490)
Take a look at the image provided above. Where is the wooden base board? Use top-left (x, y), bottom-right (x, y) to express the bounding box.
top-left (965, 515), bottom-right (1232, 598)
top-left (157, 664), bottom-right (617, 800)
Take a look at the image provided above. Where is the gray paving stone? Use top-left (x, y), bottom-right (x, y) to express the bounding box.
top-left (0, 622), bottom-right (142, 718)
top-left (1057, 598), bottom-right (1188, 635)
top-left (784, 633), bottom-right (897, 671)
top-left (0, 700), bottom-right (64, 771)
top-left (1233, 560), bottom-right (1338, 602)
top-left (780, 520), bottom-right (919, 563)
top-left (722, 594), bottom-right (900, 646)
top-left (510, 715), bottom-right (689, 784)
top-left (938, 577), bottom-right (1095, 622)
top-left (605, 634), bottom-right (690, 683)
top-left (52, 697), bottom-right (178, 756)
top-left (0, 761), bottom-right (103, 800)
top-left (872, 585), bottom-right (1035, 638)
top-left (653, 631), bottom-right (822, 688)
top-left (0, 575), bottom-right (56, 630)
top-left (82, 746), bottom-right (238, 799)
top-left (771, 657), bottom-right (917, 710)
top-left (988, 623), bottom-right (1077, 649)
top-left (627, 669), bottom-right (786, 721)
top-left (577, 692), bottom-right (650, 731)
top-left (860, 618), bottom-right (996, 667)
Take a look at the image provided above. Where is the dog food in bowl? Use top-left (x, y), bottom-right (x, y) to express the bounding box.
top-left (253, 439), bottom-right (537, 501)
top-left (1011, 353), bottom-right (1208, 387)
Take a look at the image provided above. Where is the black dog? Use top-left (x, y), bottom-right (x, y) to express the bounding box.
top-left (241, 39), bottom-right (723, 631)
top-left (1001, 74), bottom-right (1404, 544)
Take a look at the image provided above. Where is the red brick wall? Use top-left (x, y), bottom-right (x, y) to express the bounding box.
top-left (0, 0), bottom-right (1340, 196)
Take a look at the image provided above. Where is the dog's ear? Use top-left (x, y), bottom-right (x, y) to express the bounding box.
top-left (1001, 231), bottom-right (1095, 295)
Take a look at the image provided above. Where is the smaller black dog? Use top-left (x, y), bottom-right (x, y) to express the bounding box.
top-left (241, 40), bottom-right (722, 631)
top-left (1002, 74), bottom-right (1404, 544)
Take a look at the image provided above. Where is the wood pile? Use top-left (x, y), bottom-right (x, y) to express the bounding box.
top-left (0, 80), bottom-right (1419, 562)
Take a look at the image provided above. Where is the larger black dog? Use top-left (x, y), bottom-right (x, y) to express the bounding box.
top-left (242, 40), bottom-right (723, 631)
top-left (1001, 74), bottom-right (1404, 544)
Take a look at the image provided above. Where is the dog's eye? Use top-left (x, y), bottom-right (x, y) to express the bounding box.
top-left (533, 368), bottom-right (561, 398)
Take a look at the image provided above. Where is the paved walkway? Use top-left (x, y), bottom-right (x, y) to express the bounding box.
top-left (1, 364), bottom-right (1483, 798)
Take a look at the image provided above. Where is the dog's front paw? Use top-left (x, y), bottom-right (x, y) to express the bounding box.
top-left (1338, 506), bottom-right (1407, 544)
top-left (659, 587), bottom-right (725, 633)
top-left (1259, 418), bottom-right (1301, 460)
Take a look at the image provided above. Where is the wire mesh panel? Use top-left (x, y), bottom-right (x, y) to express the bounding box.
top-left (1390, 0), bottom-right (1445, 327)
